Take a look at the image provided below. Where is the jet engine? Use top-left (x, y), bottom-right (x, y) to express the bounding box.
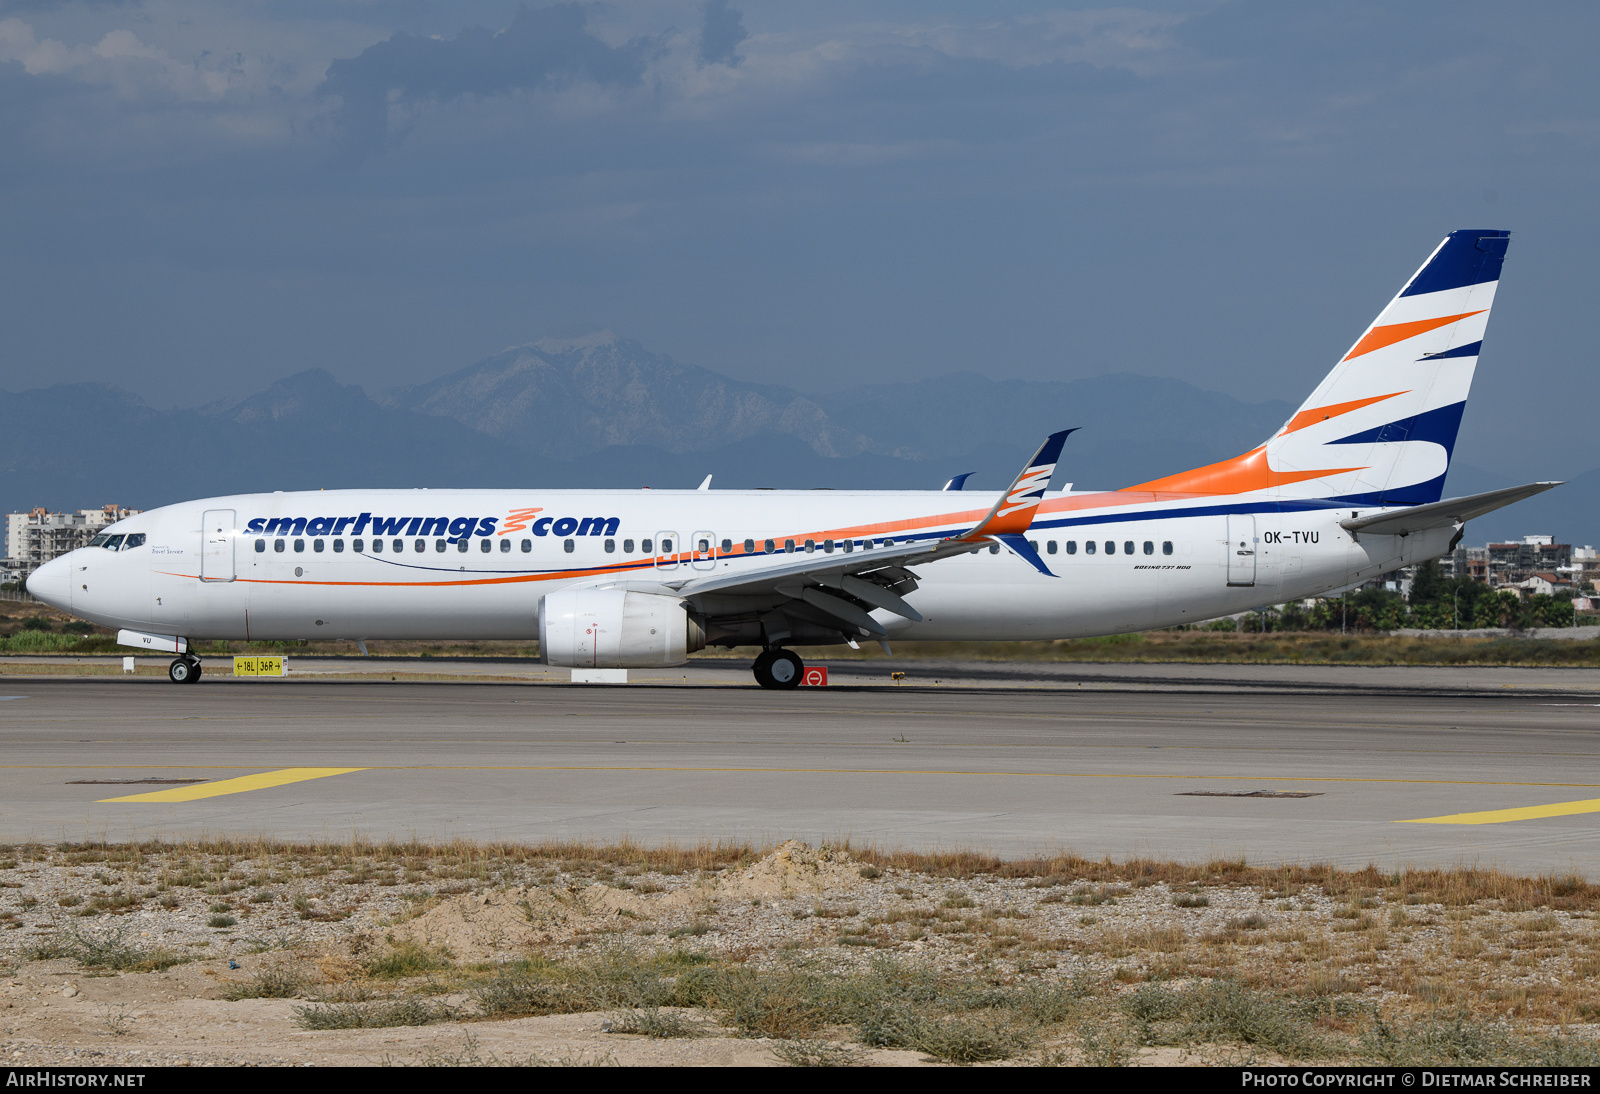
top-left (538, 587), bottom-right (706, 668)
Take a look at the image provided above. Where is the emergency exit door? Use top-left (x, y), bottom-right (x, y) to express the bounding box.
top-left (201, 509), bottom-right (236, 582)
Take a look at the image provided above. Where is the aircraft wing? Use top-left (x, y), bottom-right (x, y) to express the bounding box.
top-left (1339, 481), bottom-right (1562, 537)
top-left (660, 429), bottom-right (1077, 637)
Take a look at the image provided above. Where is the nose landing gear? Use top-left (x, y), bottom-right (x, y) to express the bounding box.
top-left (167, 657), bottom-right (202, 685)
top-left (752, 648), bottom-right (804, 690)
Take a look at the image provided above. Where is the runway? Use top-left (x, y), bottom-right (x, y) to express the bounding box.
top-left (3, 660), bottom-right (1600, 874)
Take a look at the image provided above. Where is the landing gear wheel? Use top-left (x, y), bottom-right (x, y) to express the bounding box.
top-left (168, 657), bottom-right (201, 685)
top-left (752, 648), bottom-right (804, 690)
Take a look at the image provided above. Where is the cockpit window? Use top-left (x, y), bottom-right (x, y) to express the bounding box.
top-left (101, 534), bottom-right (125, 551)
top-left (123, 534), bottom-right (146, 549)
top-left (88, 535), bottom-right (109, 548)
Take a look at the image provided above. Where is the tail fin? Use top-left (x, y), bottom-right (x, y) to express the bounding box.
top-left (1128, 230), bottom-right (1509, 505)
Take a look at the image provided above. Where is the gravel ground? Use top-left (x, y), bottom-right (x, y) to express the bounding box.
top-left (3, 840), bottom-right (1599, 1066)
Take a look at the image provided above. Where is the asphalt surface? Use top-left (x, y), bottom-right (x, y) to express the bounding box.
top-left (3, 659), bottom-right (1600, 874)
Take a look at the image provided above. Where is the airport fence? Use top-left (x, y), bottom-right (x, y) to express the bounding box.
top-left (0, 590), bottom-right (39, 604)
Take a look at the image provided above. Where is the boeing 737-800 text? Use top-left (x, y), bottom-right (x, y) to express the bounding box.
top-left (26, 230), bottom-right (1559, 688)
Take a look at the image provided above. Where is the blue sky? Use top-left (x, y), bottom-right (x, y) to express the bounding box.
top-left (1, 1), bottom-right (1595, 484)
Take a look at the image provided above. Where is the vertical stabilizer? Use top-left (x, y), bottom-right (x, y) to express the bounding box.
top-left (1128, 230), bottom-right (1508, 505)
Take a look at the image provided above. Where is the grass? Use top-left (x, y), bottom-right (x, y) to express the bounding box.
top-left (9, 836), bottom-right (1600, 1065)
top-left (607, 1007), bottom-right (714, 1038)
top-left (364, 939), bottom-right (453, 978)
top-left (769, 1039), bottom-right (870, 1067)
top-left (25, 923), bottom-right (185, 972)
top-left (221, 966), bottom-right (307, 1001)
top-left (293, 999), bottom-right (454, 1030)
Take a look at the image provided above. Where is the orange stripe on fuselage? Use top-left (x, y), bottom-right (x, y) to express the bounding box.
top-left (1121, 447), bottom-right (1364, 496)
top-left (1342, 311), bottom-right (1483, 361)
top-left (1282, 391), bottom-right (1407, 435)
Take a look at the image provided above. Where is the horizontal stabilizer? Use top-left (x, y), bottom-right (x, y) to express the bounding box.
top-left (1339, 481), bottom-right (1561, 537)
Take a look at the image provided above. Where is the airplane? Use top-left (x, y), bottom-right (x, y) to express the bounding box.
top-left (25, 229), bottom-right (1559, 689)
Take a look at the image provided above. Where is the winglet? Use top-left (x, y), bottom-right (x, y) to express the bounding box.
top-left (943, 473), bottom-right (974, 491)
top-left (961, 429), bottom-right (1076, 540)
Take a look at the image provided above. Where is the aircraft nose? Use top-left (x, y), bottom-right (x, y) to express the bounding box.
top-left (25, 555), bottom-right (73, 613)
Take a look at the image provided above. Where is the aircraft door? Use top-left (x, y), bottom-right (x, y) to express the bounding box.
top-left (1226, 514), bottom-right (1256, 587)
top-left (201, 509), bottom-right (236, 582)
top-left (691, 531), bottom-right (716, 571)
top-left (654, 532), bottom-right (679, 571)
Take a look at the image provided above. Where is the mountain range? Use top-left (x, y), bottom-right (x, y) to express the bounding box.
top-left (3, 332), bottom-right (1590, 548)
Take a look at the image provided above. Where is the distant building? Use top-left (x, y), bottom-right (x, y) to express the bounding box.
top-left (3, 505), bottom-right (140, 584)
top-left (1487, 535), bottom-right (1571, 586)
top-left (1512, 572), bottom-right (1573, 598)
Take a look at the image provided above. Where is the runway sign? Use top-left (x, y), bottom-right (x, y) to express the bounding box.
top-left (801, 666), bottom-right (828, 686)
top-left (233, 656), bottom-right (285, 677)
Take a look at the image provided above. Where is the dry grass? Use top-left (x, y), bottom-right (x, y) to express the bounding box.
top-left (9, 837), bottom-right (1600, 1064)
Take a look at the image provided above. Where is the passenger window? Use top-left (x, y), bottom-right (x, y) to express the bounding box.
top-left (722, 539), bottom-right (733, 553)
top-left (314, 539), bottom-right (325, 553)
top-left (785, 539), bottom-right (795, 553)
top-left (124, 534), bottom-right (145, 549)
top-left (456, 539), bottom-right (468, 553)
top-left (255, 539), bottom-right (266, 553)
top-left (1085, 541), bottom-right (1095, 555)
top-left (333, 539), bottom-right (344, 553)
top-left (1163, 540), bottom-right (1174, 556)
top-left (884, 538), bottom-right (895, 547)
top-left (699, 538), bottom-right (711, 553)
top-left (1124, 541), bottom-right (1135, 555)
top-left (354, 539), bottom-right (364, 553)
top-left (604, 539), bottom-right (615, 553)
top-left (804, 539), bottom-right (815, 553)
top-left (480, 538), bottom-right (491, 553)
top-left (623, 539), bottom-right (635, 553)
top-left (823, 539), bottom-right (834, 553)
top-left (564, 539), bottom-right (575, 553)
top-left (642, 539), bottom-right (653, 553)
top-left (1029, 540), bottom-right (1038, 551)
top-left (521, 539), bottom-right (532, 553)
top-left (1143, 541), bottom-right (1154, 555)
top-left (743, 539), bottom-right (754, 554)
top-left (396, 539), bottom-right (406, 553)
top-left (1066, 541), bottom-right (1077, 555)
top-left (499, 539), bottom-right (510, 554)
top-left (294, 539), bottom-right (305, 553)
top-left (436, 539), bottom-right (447, 553)
top-left (661, 538), bottom-right (673, 554)
top-left (764, 539), bottom-right (774, 554)
top-left (412, 539), bottom-right (422, 552)
top-left (843, 540), bottom-right (853, 553)
top-left (1047, 540), bottom-right (1057, 555)
top-left (1105, 541), bottom-right (1115, 554)
top-left (989, 543), bottom-right (1000, 554)
top-left (371, 539), bottom-right (382, 553)
top-left (862, 539), bottom-right (873, 550)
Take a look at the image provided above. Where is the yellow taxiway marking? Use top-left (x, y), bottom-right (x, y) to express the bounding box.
top-left (1399, 798), bottom-right (1600, 826)
top-left (97, 767), bottom-right (366, 803)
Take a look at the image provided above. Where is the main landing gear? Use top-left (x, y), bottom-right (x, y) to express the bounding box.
top-left (752, 648), bottom-right (803, 690)
top-left (167, 656), bottom-right (202, 685)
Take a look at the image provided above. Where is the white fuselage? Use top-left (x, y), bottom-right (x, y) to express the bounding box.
top-left (33, 487), bottom-right (1450, 647)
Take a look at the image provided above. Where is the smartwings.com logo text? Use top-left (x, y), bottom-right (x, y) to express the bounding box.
top-left (244, 509), bottom-right (619, 543)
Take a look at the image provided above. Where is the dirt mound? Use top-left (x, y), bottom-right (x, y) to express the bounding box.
top-left (701, 840), bottom-right (864, 901)
top-left (389, 884), bottom-right (651, 960)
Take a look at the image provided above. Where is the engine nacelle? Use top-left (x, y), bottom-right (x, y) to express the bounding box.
top-left (538, 587), bottom-right (706, 668)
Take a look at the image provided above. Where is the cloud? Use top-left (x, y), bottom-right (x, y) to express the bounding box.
top-left (698, 0), bottom-right (745, 67)
top-left (317, 3), bottom-right (653, 161)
